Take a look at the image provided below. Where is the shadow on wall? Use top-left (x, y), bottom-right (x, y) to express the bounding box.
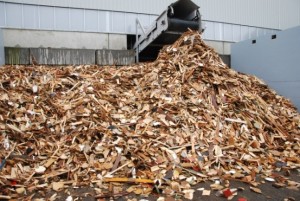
top-left (220, 55), bottom-right (231, 67)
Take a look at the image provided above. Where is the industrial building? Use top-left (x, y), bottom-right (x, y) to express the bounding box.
top-left (1, 0), bottom-right (299, 64)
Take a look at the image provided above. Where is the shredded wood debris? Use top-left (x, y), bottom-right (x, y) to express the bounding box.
top-left (0, 30), bottom-right (300, 199)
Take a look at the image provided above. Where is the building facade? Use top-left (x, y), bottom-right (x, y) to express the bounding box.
top-left (0, 0), bottom-right (299, 62)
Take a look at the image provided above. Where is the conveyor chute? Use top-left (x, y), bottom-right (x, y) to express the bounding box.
top-left (134, 0), bottom-right (202, 62)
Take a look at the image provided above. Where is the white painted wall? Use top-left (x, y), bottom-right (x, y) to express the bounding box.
top-left (3, 29), bottom-right (127, 50)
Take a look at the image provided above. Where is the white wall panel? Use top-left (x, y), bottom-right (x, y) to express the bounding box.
top-left (0, 1), bottom-right (281, 43)
top-left (70, 8), bottom-right (84, 31)
top-left (55, 7), bottom-right (69, 30)
top-left (214, 23), bottom-right (223, 41)
top-left (125, 13), bottom-right (137, 34)
top-left (85, 9), bottom-right (98, 32)
top-left (111, 12), bottom-right (125, 33)
top-left (1, 0), bottom-right (299, 29)
top-left (0, 2), bottom-right (6, 27)
top-left (1, 0), bottom-right (299, 30)
top-left (202, 21), bottom-right (214, 40)
top-left (223, 24), bottom-right (233, 42)
top-left (232, 25), bottom-right (241, 42)
top-left (23, 5), bottom-right (38, 29)
top-left (6, 3), bottom-right (22, 28)
top-left (39, 6), bottom-right (54, 30)
top-left (249, 27), bottom-right (257, 39)
top-left (98, 11), bottom-right (109, 32)
top-left (241, 26), bottom-right (249, 41)
top-left (257, 28), bottom-right (265, 37)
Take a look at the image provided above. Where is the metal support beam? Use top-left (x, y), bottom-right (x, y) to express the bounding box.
top-left (135, 18), bottom-right (147, 63)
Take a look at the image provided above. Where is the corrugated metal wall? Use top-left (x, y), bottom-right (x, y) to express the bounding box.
top-left (0, 2), bottom-right (158, 34)
top-left (0, 1), bottom-right (279, 43)
top-left (1, 0), bottom-right (300, 29)
top-left (198, 0), bottom-right (280, 29)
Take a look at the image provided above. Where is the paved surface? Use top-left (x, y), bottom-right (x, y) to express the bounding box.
top-left (29, 170), bottom-right (300, 201)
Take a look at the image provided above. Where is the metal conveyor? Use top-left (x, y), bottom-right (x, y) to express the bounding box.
top-left (134, 0), bottom-right (202, 62)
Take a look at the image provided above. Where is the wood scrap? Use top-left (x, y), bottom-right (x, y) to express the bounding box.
top-left (0, 30), bottom-right (299, 199)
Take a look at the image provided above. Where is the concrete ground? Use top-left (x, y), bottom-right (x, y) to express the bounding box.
top-left (30, 170), bottom-right (299, 201)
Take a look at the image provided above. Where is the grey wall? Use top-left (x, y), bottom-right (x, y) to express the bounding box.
top-left (231, 26), bottom-right (300, 111)
top-left (0, 28), bottom-right (4, 65)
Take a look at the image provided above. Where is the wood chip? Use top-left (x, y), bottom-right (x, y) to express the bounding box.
top-left (52, 182), bottom-right (64, 191)
top-left (202, 189), bottom-right (211, 196)
top-left (183, 189), bottom-right (195, 200)
top-left (250, 186), bottom-right (262, 194)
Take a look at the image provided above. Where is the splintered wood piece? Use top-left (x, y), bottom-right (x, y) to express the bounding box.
top-left (250, 186), bottom-right (262, 194)
top-left (103, 177), bottom-right (154, 184)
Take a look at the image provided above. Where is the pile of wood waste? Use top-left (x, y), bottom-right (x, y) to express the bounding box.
top-left (0, 30), bottom-right (299, 200)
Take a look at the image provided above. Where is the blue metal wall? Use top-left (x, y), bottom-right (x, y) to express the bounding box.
top-left (231, 26), bottom-right (300, 111)
top-left (0, 1), bottom-right (279, 43)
